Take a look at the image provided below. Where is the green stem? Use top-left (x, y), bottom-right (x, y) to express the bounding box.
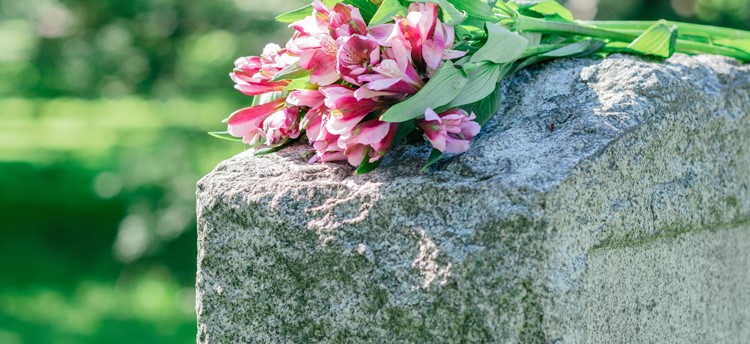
top-left (514, 15), bottom-right (750, 61)
top-left (582, 20), bottom-right (750, 40)
top-left (675, 40), bottom-right (750, 60)
top-left (519, 44), bottom-right (569, 58)
top-left (515, 16), bottom-right (637, 42)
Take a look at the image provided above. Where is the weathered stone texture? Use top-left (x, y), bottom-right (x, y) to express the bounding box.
top-left (196, 54), bottom-right (750, 343)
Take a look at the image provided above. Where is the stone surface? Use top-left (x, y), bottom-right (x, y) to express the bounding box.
top-left (196, 54), bottom-right (750, 343)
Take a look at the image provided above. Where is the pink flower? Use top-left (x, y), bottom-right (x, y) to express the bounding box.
top-left (328, 3), bottom-right (367, 39)
top-left (298, 35), bottom-right (340, 86)
top-left (303, 107), bottom-right (348, 163)
top-left (337, 35), bottom-right (380, 85)
top-left (288, 1), bottom-right (368, 86)
top-left (225, 98), bottom-right (286, 146)
top-left (320, 85), bottom-right (381, 135)
top-left (230, 43), bottom-right (297, 96)
top-left (338, 120), bottom-right (398, 166)
top-left (373, 3), bottom-right (466, 77)
top-left (287, 89), bottom-right (325, 108)
top-left (263, 106), bottom-right (302, 146)
top-left (417, 108), bottom-right (481, 154)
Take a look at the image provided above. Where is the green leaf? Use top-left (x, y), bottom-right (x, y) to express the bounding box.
top-left (447, 0), bottom-right (496, 21)
top-left (380, 61), bottom-right (468, 122)
top-left (355, 148), bottom-right (382, 174)
top-left (284, 76), bottom-right (317, 91)
top-left (420, 148), bottom-right (443, 173)
top-left (450, 62), bottom-right (509, 107)
top-left (713, 38), bottom-right (750, 54)
top-left (528, 0), bottom-right (574, 21)
top-left (541, 38), bottom-right (605, 57)
top-left (461, 87), bottom-right (503, 125)
top-left (284, 79), bottom-right (315, 91)
top-left (275, 5), bottom-right (313, 23)
top-left (512, 0), bottom-right (548, 8)
top-left (627, 20), bottom-right (677, 58)
top-left (470, 22), bottom-right (528, 63)
top-left (344, 0), bottom-right (379, 23)
top-left (408, 0), bottom-right (467, 25)
top-left (493, 0), bottom-right (516, 16)
top-left (252, 91), bottom-right (287, 107)
top-left (209, 131), bottom-right (243, 142)
top-left (392, 120), bottom-right (417, 144)
top-left (520, 31), bottom-right (542, 46)
top-left (515, 39), bottom-right (605, 70)
top-left (271, 61), bottom-right (309, 82)
top-left (369, 0), bottom-right (407, 26)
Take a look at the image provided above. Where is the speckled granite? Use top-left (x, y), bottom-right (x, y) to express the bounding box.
top-left (196, 54), bottom-right (750, 343)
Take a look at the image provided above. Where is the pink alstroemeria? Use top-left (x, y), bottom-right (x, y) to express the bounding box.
top-left (303, 107), bottom-right (348, 163)
top-left (263, 106), bottom-right (302, 146)
top-left (231, 43), bottom-right (297, 96)
top-left (288, 1), bottom-right (368, 86)
top-left (339, 119), bottom-right (398, 166)
top-left (337, 35), bottom-right (380, 85)
top-left (287, 89), bottom-right (325, 108)
top-left (320, 85), bottom-right (381, 135)
top-left (225, 98), bottom-right (286, 146)
top-left (328, 3), bottom-right (367, 39)
top-left (374, 3), bottom-right (465, 77)
top-left (417, 108), bottom-right (481, 154)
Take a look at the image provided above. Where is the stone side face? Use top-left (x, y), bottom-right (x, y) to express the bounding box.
top-left (196, 55), bottom-right (750, 343)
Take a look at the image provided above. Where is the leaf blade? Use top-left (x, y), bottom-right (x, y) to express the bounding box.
top-left (470, 22), bottom-right (528, 64)
top-left (380, 61), bottom-right (468, 122)
top-left (627, 20), bottom-right (678, 58)
top-left (450, 62), bottom-right (509, 107)
top-left (271, 61), bottom-right (310, 82)
top-left (420, 148), bottom-right (443, 173)
top-left (275, 5), bottom-right (313, 23)
top-left (369, 0), bottom-right (407, 26)
top-left (528, 0), bottom-right (574, 22)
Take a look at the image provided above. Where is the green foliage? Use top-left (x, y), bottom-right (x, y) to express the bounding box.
top-left (409, 0), bottom-right (468, 25)
top-left (527, 1), bottom-right (574, 21)
top-left (450, 62), bottom-right (509, 107)
top-left (380, 61), bottom-right (468, 122)
top-left (462, 87), bottom-right (504, 125)
top-left (276, 5), bottom-right (314, 23)
top-left (420, 148), bottom-right (443, 172)
top-left (627, 20), bottom-right (678, 57)
top-left (272, 62), bottom-right (310, 81)
top-left (470, 23), bottom-right (529, 63)
top-left (370, 0), bottom-right (408, 26)
top-left (0, 96), bottom-right (241, 343)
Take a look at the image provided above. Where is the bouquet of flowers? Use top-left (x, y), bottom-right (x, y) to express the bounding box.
top-left (212, 0), bottom-right (750, 173)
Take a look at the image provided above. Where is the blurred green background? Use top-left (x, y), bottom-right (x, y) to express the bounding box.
top-left (0, 0), bottom-right (747, 343)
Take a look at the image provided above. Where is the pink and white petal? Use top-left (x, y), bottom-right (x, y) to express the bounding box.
top-left (423, 108), bottom-right (441, 122)
top-left (462, 121), bottom-right (481, 138)
top-left (442, 49), bottom-right (467, 60)
top-left (287, 89), bottom-right (325, 108)
top-left (422, 40), bottom-right (443, 70)
top-left (354, 86), bottom-right (398, 100)
top-left (368, 24), bottom-right (396, 46)
top-left (355, 121), bottom-right (391, 145)
top-left (326, 113), bottom-right (368, 135)
top-left (306, 51), bottom-right (339, 86)
top-left (365, 78), bottom-right (400, 91)
top-left (225, 98), bottom-right (285, 126)
top-left (345, 144), bottom-right (369, 166)
top-left (424, 131), bottom-right (447, 152)
top-left (444, 137), bottom-right (471, 154)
